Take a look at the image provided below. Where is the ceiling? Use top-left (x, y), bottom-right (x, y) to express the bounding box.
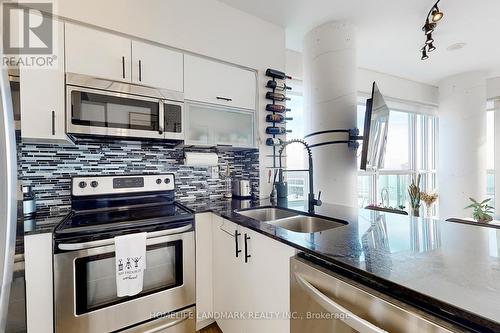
top-left (218, 0), bottom-right (500, 85)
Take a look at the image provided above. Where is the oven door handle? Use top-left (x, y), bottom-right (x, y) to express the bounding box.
top-left (57, 224), bottom-right (192, 251)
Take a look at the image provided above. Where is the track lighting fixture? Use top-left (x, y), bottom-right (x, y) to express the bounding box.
top-left (420, 0), bottom-right (444, 60)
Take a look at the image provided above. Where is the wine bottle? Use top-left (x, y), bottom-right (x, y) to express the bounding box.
top-left (265, 68), bottom-right (292, 80)
top-left (266, 80), bottom-right (292, 91)
top-left (266, 138), bottom-right (283, 146)
top-left (266, 91), bottom-right (290, 101)
top-left (266, 127), bottom-right (291, 135)
top-left (266, 114), bottom-right (293, 123)
top-left (265, 104), bottom-right (290, 113)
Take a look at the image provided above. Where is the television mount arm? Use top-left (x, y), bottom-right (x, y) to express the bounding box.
top-left (303, 128), bottom-right (364, 149)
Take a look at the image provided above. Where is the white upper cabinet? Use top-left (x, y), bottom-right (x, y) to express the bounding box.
top-left (20, 19), bottom-right (69, 143)
top-left (131, 41), bottom-right (183, 92)
top-left (65, 23), bottom-right (131, 82)
top-left (185, 102), bottom-right (255, 148)
top-left (184, 55), bottom-right (256, 110)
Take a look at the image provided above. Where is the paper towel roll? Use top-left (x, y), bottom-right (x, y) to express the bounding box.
top-left (184, 152), bottom-right (219, 166)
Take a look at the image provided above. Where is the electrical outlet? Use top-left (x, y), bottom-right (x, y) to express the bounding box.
top-left (208, 166), bottom-right (219, 179)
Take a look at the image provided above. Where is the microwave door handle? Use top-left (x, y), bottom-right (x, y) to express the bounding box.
top-left (294, 273), bottom-right (388, 333)
top-left (57, 224), bottom-right (192, 251)
top-left (158, 101), bottom-right (164, 135)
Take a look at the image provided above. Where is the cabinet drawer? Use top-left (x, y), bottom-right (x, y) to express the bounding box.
top-left (184, 55), bottom-right (256, 110)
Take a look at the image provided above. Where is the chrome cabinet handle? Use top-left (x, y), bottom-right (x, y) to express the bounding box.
top-left (244, 233), bottom-right (251, 263)
top-left (51, 110), bottom-right (55, 135)
top-left (58, 224), bottom-right (192, 251)
top-left (216, 96), bottom-right (232, 102)
top-left (235, 230), bottom-right (241, 257)
top-left (294, 273), bottom-right (388, 333)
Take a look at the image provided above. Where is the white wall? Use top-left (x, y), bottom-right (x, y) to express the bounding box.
top-left (286, 51), bottom-right (439, 106)
top-left (51, 0), bottom-right (286, 197)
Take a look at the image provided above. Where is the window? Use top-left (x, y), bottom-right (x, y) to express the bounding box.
top-left (357, 99), bottom-right (438, 216)
top-left (486, 101), bottom-right (495, 203)
top-left (283, 87), bottom-right (438, 215)
top-left (285, 79), bottom-right (307, 206)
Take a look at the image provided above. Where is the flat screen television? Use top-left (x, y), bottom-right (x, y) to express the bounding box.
top-left (360, 82), bottom-right (390, 171)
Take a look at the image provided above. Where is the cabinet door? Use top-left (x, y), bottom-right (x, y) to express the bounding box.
top-left (212, 217), bottom-right (245, 333)
top-left (131, 41), bottom-right (183, 91)
top-left (195, 213), bottom-right (214, 330)
top-left (240, 227), bottom-right (295, 333)
top-left (65, 23), bottom-right (131, 82)
top-left (186, 102), bottom-right (255, 148)
top-left (20, 20), bottom-right (69, 143)
top-left (184, 55), bottom-right (256, 110)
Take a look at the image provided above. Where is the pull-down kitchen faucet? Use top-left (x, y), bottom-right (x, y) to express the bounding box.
top-left (278, 139), bottom-right (322, 214)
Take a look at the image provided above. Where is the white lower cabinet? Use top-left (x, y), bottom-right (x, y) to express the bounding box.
top-left (209, 214), bottom-right (295, 333)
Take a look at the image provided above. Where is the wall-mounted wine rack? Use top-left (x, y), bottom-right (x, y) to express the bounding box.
top-left (264, 68), bottom-right (293, 169)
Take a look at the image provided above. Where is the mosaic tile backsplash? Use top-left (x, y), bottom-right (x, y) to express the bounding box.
top-left (18, 140), bottom-right (259, 216)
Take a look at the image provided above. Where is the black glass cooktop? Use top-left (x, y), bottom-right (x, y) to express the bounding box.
top-left (55, 202), bottom-right (193, 237)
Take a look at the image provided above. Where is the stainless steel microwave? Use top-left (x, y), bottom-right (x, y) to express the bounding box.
top-left (66, 73), bottom-right (184, 141)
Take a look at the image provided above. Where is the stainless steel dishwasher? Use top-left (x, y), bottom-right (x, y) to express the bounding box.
top-left (290, 255), bottom-right (461, 333)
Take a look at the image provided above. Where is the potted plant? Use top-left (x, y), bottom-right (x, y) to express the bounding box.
top-left (465, 198), bottom-right (494, 223)
top-left (408, 174), bottom-right (421, 217)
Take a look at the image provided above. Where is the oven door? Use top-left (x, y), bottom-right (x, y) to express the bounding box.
top-left (66, 85), bottom-right (165, 140)
top-left (54, 231), bottom-right (195, 333)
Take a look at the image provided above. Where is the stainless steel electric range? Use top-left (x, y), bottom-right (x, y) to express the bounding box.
top-left (53, 174), bottom-right (195, 333)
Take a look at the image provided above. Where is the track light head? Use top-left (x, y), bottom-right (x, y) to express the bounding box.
top-left (425, 33), bottom-right (434, 45)
top-left (431, 5), bottom-right (444, 22)
top-left (421, 47), bottom-right (429, 60)
top-left (422, 21), bottom-right (436, 35)
top-left (427, 42), bottom-right (436, 52)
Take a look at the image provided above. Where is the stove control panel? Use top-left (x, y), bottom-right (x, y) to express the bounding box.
top-left (72, 174), bottom-right (175, 196)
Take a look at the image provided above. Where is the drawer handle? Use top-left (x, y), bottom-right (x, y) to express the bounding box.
top-left (216, 96), bottom-right (232, 102)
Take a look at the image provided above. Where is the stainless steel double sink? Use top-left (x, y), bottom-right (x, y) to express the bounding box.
top-left (234, 207), bottom-right (347, 233)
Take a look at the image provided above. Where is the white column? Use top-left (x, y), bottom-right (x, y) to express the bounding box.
top-left (496, 100), bottom-right (500, 218)
top-left (303, 21), bottom-right (357, 206)
top-left (438, 71), bottom-right (487, 219)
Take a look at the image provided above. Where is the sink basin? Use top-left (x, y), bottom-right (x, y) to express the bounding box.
top-left (266, 215), bottom-right (346, 233)
top-left (235, 207), bottom-right (299, 222)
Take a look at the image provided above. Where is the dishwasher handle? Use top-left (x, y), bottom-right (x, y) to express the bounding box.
top-left (294, 273), bottom-right (388, 333)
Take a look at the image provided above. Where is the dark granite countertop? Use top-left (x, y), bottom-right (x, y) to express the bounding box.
top-left (180, 197), bottom-right (500, 333)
